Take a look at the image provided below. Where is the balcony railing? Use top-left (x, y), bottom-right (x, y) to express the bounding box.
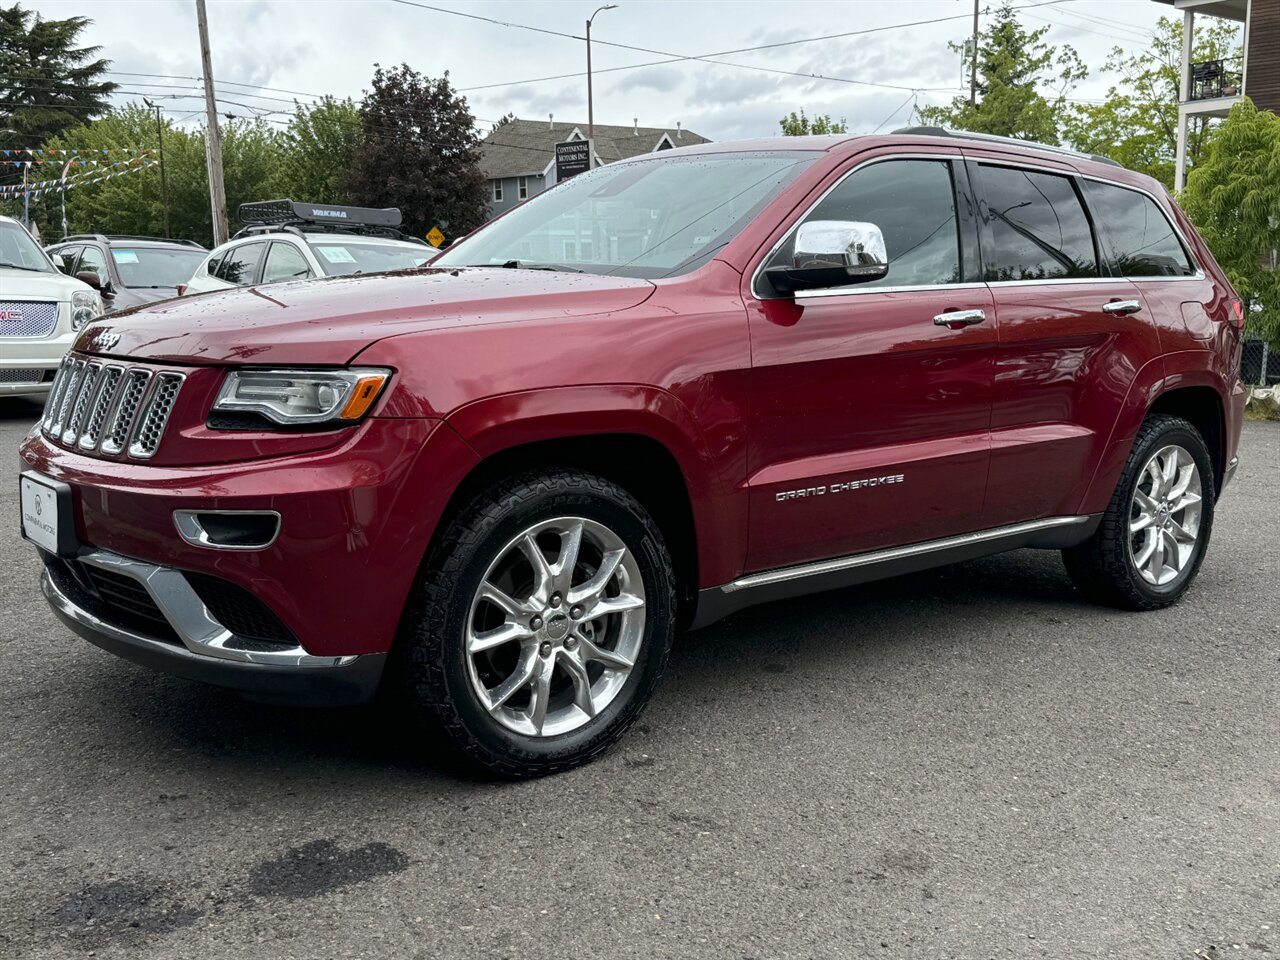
top-left (1189, 57), bottom-right (1244, 102)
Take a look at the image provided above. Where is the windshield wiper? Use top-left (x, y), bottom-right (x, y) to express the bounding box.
top-left (465, 259), bottom-right (586, 273)
top-left (0, 261), bottom-right (41, 272)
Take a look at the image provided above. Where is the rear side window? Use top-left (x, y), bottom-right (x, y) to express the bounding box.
top-left (1083, 180), bottom-right (1197, 277)
top-left (261, 241), bottom-right (313, 283)
top-left (979, 165), bottom-right (1097, 281)
top-left (215, 242), bottom-right (265, 285)
top-left (766, 158), bottom-right (961, 289)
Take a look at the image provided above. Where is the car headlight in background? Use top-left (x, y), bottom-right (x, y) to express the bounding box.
top-left (70, 291), bottom-right (102, 330)
top-left (212, 368), bottom-right (392, 426)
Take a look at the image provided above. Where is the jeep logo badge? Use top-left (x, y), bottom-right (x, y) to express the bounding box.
top-left (90, 331), bottom-right (120, 351)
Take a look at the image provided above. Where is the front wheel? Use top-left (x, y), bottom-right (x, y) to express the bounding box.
top-left (399, 470), bottom-right (675, 777)
top-left (1063, 414), bottom-right (1215, 610)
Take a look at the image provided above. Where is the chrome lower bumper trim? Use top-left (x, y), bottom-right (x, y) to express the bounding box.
top-left (1222, 455), bottom-right (1239, 492)
top-left (72, 548), bottom-right (354, 668)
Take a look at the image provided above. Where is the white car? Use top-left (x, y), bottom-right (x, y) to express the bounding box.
top-left (182, 201), bottom-right (436, 296)
top-left (0, 215), bottom-right (103, 399)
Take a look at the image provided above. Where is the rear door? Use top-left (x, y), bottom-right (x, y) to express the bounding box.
top-left (969, 157), bottom-right (1161, 526)
top-left (744, 152), bottom-right (997, 572)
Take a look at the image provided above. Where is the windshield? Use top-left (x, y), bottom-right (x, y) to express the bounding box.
top-left (0, 220), bottom-right (53, 273)
top-left (434, 151), bottom-right (817, 279)
top-left (309, 240), bottom-right (434, 277)
top-left (111, 247), bottom-right (207, 288)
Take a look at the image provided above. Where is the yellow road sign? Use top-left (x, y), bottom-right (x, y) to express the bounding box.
top-left (426, 226), bottom-right (445, 248)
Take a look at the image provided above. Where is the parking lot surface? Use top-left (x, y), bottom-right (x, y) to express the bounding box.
top-left (1, 396), bottom-right (1276, 960)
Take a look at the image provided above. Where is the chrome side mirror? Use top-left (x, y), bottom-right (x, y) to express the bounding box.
top-left (766, 219), bottom-right (890, 295)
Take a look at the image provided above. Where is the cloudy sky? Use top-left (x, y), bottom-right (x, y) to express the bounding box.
top-left (27, 0), bottom-right (1180, 141)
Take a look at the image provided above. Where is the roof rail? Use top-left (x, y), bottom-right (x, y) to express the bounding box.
top-left (103, 234), bottom-right (206, 248)
top-left (890, 126), bottom-right (1122, 168)
top-left (56, 233), bottom-right (206, 248)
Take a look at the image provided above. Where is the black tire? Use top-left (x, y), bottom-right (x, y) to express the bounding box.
top-left (1062, 414), bottom-right (1215, 611)
top-left (396, 469), bottom-right (675, 778)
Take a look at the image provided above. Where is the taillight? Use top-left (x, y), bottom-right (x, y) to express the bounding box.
top-left (176, 284), bottom-right (188, 297)
top-left (1230, 298), bottom-right (1244, 329)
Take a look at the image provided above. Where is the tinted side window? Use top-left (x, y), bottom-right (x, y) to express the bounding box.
top-left (216, 242), bottom-right (265, 285)
top-left (1083, 180), bottom-right (1197, 277)
top-left (77, 245), bottom-right (111, 285)
top-left (767, 159), bottom-right (961, 289)
top-left (261, 241), bottom-right (313, 283)
top-left (52, 245), bottom-right (81, 275)
top-left (979, 165), bottom-right (1097, 281)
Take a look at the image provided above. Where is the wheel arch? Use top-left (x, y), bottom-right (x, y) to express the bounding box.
top-left (1146, 384), bottom-right (1226, 494)
top-left (441, 385), bottom-right (743, 625)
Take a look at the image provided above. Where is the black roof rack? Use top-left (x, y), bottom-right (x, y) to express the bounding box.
top-left (233, 200), bottom-right (423, 243)
top-left (56, 233), bottom-right (206, 248)
top-left (890, 126), bottom-right (1122, 168)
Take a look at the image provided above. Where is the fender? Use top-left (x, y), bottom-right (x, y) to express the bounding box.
top-left (445, 384), bottom-right (746, 589)
top-left (1077, 350), bottom-right (1231, 515)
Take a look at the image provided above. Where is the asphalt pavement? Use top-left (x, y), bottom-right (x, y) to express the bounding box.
top-left (1, 395), bottom-right (1277, 960)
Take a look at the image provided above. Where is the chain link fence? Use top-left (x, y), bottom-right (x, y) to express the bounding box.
top-left (1241, 339), bottom-right (1279, 386)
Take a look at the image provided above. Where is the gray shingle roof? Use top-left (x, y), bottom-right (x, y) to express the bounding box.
top-left (479, 118), bottom-right (711, 180)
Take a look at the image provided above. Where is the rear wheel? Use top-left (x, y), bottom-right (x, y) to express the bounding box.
top-left (1063, 414), bottom-right (1215, 610)
top-left (399, 470), bottom-right (675, 777)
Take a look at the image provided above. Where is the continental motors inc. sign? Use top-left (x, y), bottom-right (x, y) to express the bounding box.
top-left (555, 140), bottom-right (592, 181)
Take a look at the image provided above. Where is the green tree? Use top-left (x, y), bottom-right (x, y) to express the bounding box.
top-left (779, 110), bottom-right (848, 136)
top-left (18, 105), bottom-right (282, 246)
top-left (1064, 16), bottom-right (1241, 189)
top-left (0, 3), bottom-right (116, 146)
top-left (349, 64), bottom-right (487, 240)
top-left (270, 96), bottom-right (362, 204)
top-left (917, 0), bottom-right (1085, 144)
top-left (1181, 99), bottom-right (1280, 346)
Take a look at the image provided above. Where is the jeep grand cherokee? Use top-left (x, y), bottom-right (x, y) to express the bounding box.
top-left (20, 128), bottom-right (1245, 777)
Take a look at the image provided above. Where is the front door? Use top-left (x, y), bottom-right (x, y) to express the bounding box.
top-left (744, 154), bottom-right (997, 573)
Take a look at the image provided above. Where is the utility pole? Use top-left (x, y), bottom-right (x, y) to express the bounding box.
top-left (969, 0), bottom-right (979, 108)
top-left (143, 98), bottom-right (171, 238)
top-left (586, 4), bottom-right (617, 165)
top-left (195, 0), bottom-right (228, 245)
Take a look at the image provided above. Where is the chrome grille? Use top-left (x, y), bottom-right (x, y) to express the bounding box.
top-left (100, 370), bottom-right (152, 456)
top-left (78, 365), bottom-right (122, 450)
top-left (50, 358), bottom-right (87, 437)
top-left (62, 361), bottom-right (103, 444)
top-left (42, 362), bottom-right (72, 431)
top-left (128, 373), bottom-right (184, 459)
top-left (40, 354), bottom-right (187, 459)
top-left (0, 300), bottom-right (58, 338)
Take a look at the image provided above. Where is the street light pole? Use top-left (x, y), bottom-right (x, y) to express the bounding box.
top-left (586, 4), bottom-right (617, 163)
top-left (143, 97), bottom-right (171, 238)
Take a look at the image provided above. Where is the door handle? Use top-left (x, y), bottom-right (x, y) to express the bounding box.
top-left (1102, 299), bottom-right (1143, 316)
top-left (933, 308), bottom-right (986, 329)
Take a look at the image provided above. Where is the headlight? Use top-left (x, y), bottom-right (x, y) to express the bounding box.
top-left (71, 291), bottom-right (102, 330)
top-left (212, 368), bottom-right (392, 426)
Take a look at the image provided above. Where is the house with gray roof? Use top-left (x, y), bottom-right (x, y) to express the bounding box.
top-left (478, 117), bottom-right (710, 219)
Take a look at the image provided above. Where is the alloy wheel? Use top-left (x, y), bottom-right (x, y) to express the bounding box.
top-left (1128, 443), bottom-right (1203, 587)
top-left (465, 516), bottom-right (646, 737)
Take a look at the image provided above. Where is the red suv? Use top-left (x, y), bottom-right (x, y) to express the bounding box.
top-left (20, 129), bottom-right (1245, 776)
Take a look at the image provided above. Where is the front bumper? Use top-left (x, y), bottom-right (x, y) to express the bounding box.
top-left (1, 329), bottom-right (74, 396)
top-left (42, 553), bottom-right (385, 705)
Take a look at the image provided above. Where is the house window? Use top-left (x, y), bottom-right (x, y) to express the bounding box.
top-left (518, 176), bottom-right (528, 200)
top-left (493, 180), bottom-right (503, 203)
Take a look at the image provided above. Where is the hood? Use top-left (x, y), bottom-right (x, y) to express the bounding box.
top-left (75, 268), bottom-right (656, 365)
top-left (0, 266), bottom-right (93, 301)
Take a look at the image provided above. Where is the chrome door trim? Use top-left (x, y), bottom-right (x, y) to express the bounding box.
top-left (724, 515), bottom-right (1091, 593)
